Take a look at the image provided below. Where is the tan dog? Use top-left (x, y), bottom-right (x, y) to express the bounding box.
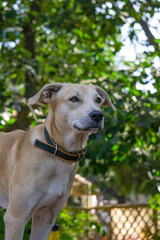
top-left (0, 83), bottom-right (116, 240)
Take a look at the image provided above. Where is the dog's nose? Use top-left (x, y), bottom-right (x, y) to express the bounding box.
top-left (89, 110), bottom-right (103, 123)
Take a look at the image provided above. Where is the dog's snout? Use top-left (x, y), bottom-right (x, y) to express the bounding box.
top-left (89, 110), bottom-right (103, 123)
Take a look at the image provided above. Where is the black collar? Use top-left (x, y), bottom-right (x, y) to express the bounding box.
top-left (34, 127), bottom-right (86, 163)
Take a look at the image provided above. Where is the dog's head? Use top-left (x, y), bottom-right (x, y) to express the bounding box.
top-left (28, 83), bottom-right (116, 134)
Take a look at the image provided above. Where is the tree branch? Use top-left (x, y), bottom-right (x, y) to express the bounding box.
top-left (128, 0), bottom-right (159, 51)
top-left (139, 19), bottom-right (159, 50)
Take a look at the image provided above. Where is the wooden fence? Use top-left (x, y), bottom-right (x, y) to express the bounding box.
top-left (69, 204), bottom-right (159, 240)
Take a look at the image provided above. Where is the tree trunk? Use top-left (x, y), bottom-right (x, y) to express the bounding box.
top-left (6, 0), bottom-right (42, 131)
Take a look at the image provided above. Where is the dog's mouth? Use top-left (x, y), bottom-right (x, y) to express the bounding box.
top-left (73, 124), bottom-right (102, 132)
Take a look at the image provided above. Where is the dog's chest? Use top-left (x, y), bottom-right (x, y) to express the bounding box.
top-left (47, 174), bottom-right (69, 199)
top-left (38, 162), bottom-right (74, 206)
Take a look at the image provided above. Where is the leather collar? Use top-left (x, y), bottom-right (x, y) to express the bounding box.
top-left (34, 127), bottom-right (86, 163)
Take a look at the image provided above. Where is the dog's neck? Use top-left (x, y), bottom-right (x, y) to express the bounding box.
top-left (45, 109), bottom-right (89, 152)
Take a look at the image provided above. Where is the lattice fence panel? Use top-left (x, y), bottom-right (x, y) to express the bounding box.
top-left (93, 204), bottom-right (159, 240)
top-left (109, 205), bottom-right (158, 240)
top-left (67, 204), bottom-right (159, 240)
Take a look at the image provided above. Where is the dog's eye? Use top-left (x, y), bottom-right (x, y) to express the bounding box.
top-left (69, 96), bottom-right (79, 102)
top-left (96, 97), bottom-right (101, 104)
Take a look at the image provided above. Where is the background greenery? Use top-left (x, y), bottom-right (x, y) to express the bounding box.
top-left (0, 0), bottom-right (159, 238)
top-left (1, 208), bottom-right (104, 240)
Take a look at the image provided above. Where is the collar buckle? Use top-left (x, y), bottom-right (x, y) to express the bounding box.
top-left (52, 143), bottom-right (57, 157)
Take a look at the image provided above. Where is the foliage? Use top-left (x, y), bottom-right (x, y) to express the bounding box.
top-left (148, 193), bottom-right (160, 211)
top-left (0, 208), bottom-right (5, 240)
top-left (0, 0), bottom-right (159, 211)
top-left (57, 208), bottom-right (103, 239)
top-left (0, 208), bottom-right (103, 240)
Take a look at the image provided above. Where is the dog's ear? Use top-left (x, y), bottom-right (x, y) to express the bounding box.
top-left (28, 83), bottom-right (63, 105)
top-left (96, 86), bottom-right (116, 111)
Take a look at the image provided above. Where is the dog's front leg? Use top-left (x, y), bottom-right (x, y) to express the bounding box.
top-left (30, 165), bottom-right (78, 240)
top-left (29, 207), bottom-right (55, 240)
top-left (30, 196), bottom-right (67, 240)
top-left (4, 210), bottom-right (26, 240)
top-left (4, 184), bottom-right (46, 240)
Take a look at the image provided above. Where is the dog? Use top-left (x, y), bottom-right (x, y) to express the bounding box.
top-left (0, 83), bottom-right (116, 240)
